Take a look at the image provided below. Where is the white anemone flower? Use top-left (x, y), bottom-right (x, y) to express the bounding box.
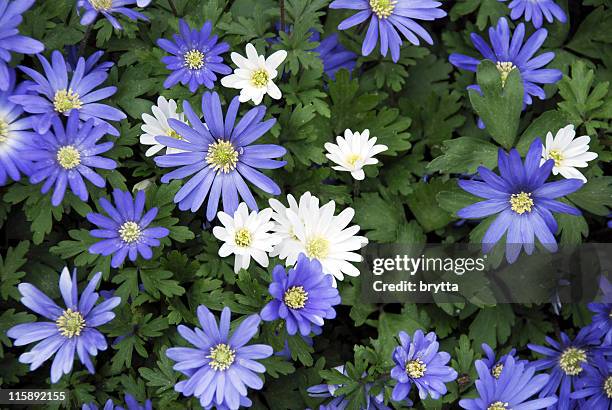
top-left (269, 192), bottom-right (368, 285)
top-left (541, 124), bottom-right (598, 183)
top-left (220, 43), bottom-right (287, 105)
top-left (140, 96), bottom-right (187, 157)
top-left (325, 129), bottom-right (388, 180)
top-left (213, 203), bottom-right (280, 274)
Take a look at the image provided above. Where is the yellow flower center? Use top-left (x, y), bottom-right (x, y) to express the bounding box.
top-left (0, 119), bottom-right (8, 143)
top-left (207, 343), bottom-right (236, 371)
top-left (604, 376), bottom-right (612, 399)
top-left (250, 69), bottom-right (270, 88)
top-left (487, 402), bottom-right (509, 410)
top-left (167, 128), bottom-right (184, 140)
top-left (184, 49), bottom-right (206, 70)
top-left (56, 146), bottom-right (81, 169)
top-left (492, 363), bottom-right (504, 379)
top-left (53, 89), bottom-right (82, 113)
top-left (406, 359), bottom-right (427, 379)
top-left (284, 286), bottom-right (308, 309)
top-left (118, 221), bottom-right (142, 243)
top-left (90, 0), bottom-right (113, 10)
top-left (496, 61), bottom-right (516, 87)
top-left (206, 140), bottom-right (239, 173)
top-left (548, 150), bottom-right (564, 167)
top-left (56, 308), bottom-right (85, 338)
top-left (559, 347), bottom-right (587, 376)
top-left (346, 153), bottom-right (362, 167)
top-left (369, 0), bottom-right (396, 18)
top-left (509, 192), bottom-right (534, 215)
top-left (305, 237), bottom-right (330, 259)
top-left (234, 228), bottom-right (252, 248)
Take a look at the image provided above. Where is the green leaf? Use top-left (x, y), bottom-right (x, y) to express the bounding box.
top-left (140, 269), bottom-right (185, 299)
top-left (516, 110), bottom-right (572, 154)
top-left (450, 0), bottom-right (507, 30)
top-left (428, 137), bottom-right (498, 174)
top-left (353, 191), bottom-right (407, 242)
top-left (468, 305), bottom-right (515, 349)
top-left (567, 177), bottom-right (612, 216)
top-left (0, 241), bottom-right (29, 301)
top-left (406, 180), bottom-right (454, 232)
top-left (469, 61), bottom-right (524, 149)
top-left (0, 310), bottom-right (35, 357)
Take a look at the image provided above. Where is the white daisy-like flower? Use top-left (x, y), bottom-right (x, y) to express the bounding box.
top-left (140, 96), bottom-right (187, 157)
top-left (541, 124), bottom-right (598, 183)
top-left (324, 129), bottom-right (388, 180)
top-left (269, 192), bottom-right (368, 285)
top-left (213, 203), bottom-right (280, 274)
top-left (220, 43), bottom-right (287, 105)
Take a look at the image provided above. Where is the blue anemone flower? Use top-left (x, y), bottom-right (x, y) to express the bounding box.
top-left (157, 19), bottom-right (231, 92)
top-left (500, 0), bottom-right (566, 29)
top-left (7, 267), bottom-right (121, 383)
top-left (449, 17), bottom-right (562, 109)
top-left (82, 394), bottom-right (152, 410)
top-left (87, 189), bottom-right (170, 268)
top-left (588, 276), bottom-right (612, 345)
top-left (77, 0), bottom-right (148, 31)
top-left (21, 110), bottom-right (116, 206)
top-left (154, 91), bottom-right (286, 221)
top-left (528, 327), bottom-right (608, 410)
top-left (0, 68), bottom-right (34, 185)
top-left (310, 32), bottom-right (357, 79)
top-left (0, 0), bottom-right (44, 91)
top-left (329, 0), bottom-right (446, 62)
top-left (166, 306), bottom-right (273, 410)
top-left (459, 356), bottom-right (558, 410)
top-left (10, 50), bottom-right (126, 135)
top-left (261, 254), bottom-right (341, 336)
top-left (456, 139), bottom-right (583, 263)
top-left (571, 355), bottom-right (612, 408)
top-left (308, 365), bottom-right (397, 409)
top-left (390, 329), bottom-right (458, 401)
top-left (481, 343), bottom-right (528, 379)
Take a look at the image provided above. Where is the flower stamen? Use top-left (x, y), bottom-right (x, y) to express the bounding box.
top-left (53, 89), bottom-right (82, 113)
top-left (509, 192), bottom-right (533, 214)
top-left (234, 228), bottom-right (252, 248)
top-left (184, 49), bottom-right (206, 70)
top-left (305, 237), bottom-right (330, 259)
top-left (284, 286), bottom-right (308, 309)
top-left (56, 308), bottom-right (85, 338)
top-left (548, 150), bottom-right (564, 167)
top-left (57, 146), bottom-right (81, 169)
top-left (207, 343), bottom-right (236, 371)
top-left (496, 62), bottom-right (516, 87)
top-left (250, 69), bottom-right (269, 88)
top-left (346, 153), bottom-right (362, 167)
top-left (369, 0), bottom-right (397, 18)
top-left (0, 119), bottom-right (9, 143)
top-left (604, 376), bottom-right (612, 399)
top-left (118, 221), bottom-right (142, 243)
top-left (89, 0), bottom-right (113, 10)
top-left (559, 347), bottom-right (587, 376)
top-left (487, 402), bottom-right (509, 410)
top-left (491, 363), bottom-right (504, 379)
top-left (406, 359), bottom-right (427, 379)
top-left (206, 140), bottom-right (239, 173)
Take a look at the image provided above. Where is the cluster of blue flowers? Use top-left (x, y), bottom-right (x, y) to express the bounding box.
top-left (1, 0), bottom-right (609, 409)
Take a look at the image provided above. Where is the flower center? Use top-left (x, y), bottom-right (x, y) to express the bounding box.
top-left (56, 145), bottom-right (81, 169)
top-left (166, 128), bottom-right (184, 140)
top-left (496, 61), bottom-right (516, 87)
top-left (406, 359), bottom-right (427, 379)
top-left (184, 49), bottom-right (205, 70)
top-left (346, 153), bottom-right (362, 167)
top-left (207, 343), bottom-right (236, 371)
top-left (487, 402), bottom-right (509, 410)
top-left (0, 119), bottom-right (8, 143)
top-left (53, 89), bottom-right (83, 113)
top-left (118, 221), bottom-right (142, 243)
top-left (604, 376), bottom-right (612, 398)
top-left (284, 286), bottom-right (308, 309)
top-left (250, 69), bottom-right (270, 88)
top-left (491, 363), bottom-right (504, 379)
top-left (206, 140), bottom-right (239, 173)
top-left (56, 308), bottom-right (86, 338)
top-left (548, 149), bottom-right (564, 167)
top-left (305, 237), bottom-right (330, 259)
top-left (369, 0), bottom-right (396, 18)
top-left (559, 347), bottom-right (587, 376)
top-left (234, 228), bottom-right (252, 247)
top-left (90, 0), bottom-right (113, 10)
top-left (509, 192), bottom-right (533, 215)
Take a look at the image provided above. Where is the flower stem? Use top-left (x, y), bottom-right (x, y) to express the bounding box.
top-left (168, 0), bottom-right (178, 16)
top-left (78, 24), bottom-right (93, 57)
